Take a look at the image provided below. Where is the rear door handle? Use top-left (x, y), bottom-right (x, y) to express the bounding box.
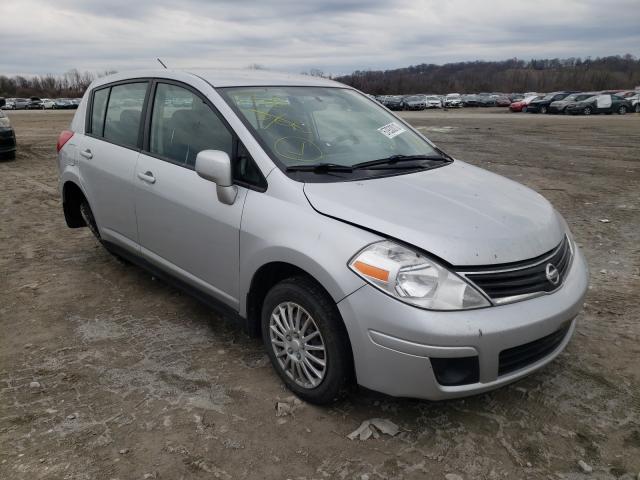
top-left (137, 171), bottom-right (156, 184)
top-left (80, 149), bottom-right (93, 159)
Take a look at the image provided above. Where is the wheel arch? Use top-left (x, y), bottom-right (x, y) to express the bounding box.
top-left (243, 256), bottom-right (361, 339)
top-left (62, 180), bottom-right (88, 228)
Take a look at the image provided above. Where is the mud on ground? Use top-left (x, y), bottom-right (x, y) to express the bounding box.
top-left (1, 109), bottom-right (639, 479)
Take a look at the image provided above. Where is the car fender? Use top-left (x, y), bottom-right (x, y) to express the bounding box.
top-left (238, 170), bottom-right (380, 318)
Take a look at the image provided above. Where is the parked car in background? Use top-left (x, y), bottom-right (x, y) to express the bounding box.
top-left (626, 93), bottom-right (640, 112)
top-left (12, 98), bottom-right (30, 110)
top-left (424, 95), bottom-right (442, 108)
top-left (495, 95), bottom-right (511, 107)
top-left (42, 98), bottom-right (56, 109)
top-left (26, 97), bottom-right (44, 110)
top-left (402, 95), bottom-right (427, 110)
top-left (384, 95), bottom-right (405, 110)
top-left (54, 99), bottom-right (74, 109)
top-left (462, 94), bottom-right (480, 107)
top-left (565, 94), bottom-right (632, 115)
top-left (444, 93), bottom-right (462, 107)
top-left (548, 93), bottom-right (595, 114)
top-left (1, 99), bottom-right (15, 110)
top-left (509, 93), bottom-right (525, 102)
top-left (0, 110), bottom-right (16, 160)
top-left (615, 91), bottom-right (640, 112)
top-left (509, 95), bottom-right (539, 112)
top-left (527, 92), bottom-right (576, 114)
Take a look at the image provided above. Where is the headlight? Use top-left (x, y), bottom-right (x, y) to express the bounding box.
top-left (349, 241), bottom-right (490, 310)
top-left (0, 117), bottom-right (10, 128)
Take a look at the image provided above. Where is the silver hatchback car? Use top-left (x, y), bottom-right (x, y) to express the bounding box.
top-left (57, 70), bottom-right (589, 404)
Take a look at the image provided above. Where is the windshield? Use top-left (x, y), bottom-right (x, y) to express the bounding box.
top-left (220, 86), bottom-right (439, 169)
top-left (541, 94), bottom-right (556, 101)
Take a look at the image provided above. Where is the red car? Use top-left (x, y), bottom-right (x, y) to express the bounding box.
top-left (509, 95), bottom-right (540, 112)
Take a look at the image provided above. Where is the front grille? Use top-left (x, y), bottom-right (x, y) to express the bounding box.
top-left (498, 323), bottom-right (570, 376)
top-left (463, 236), bottom-right (572, 302)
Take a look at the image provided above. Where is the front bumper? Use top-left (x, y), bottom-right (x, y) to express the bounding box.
top-left (337, 247), bottom-right (588, 400)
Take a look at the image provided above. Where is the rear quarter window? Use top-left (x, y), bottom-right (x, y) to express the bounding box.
top-left (90, 88), bottom-right (109, 136)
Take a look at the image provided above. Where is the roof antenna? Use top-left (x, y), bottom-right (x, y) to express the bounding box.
top-left (157, 58), bottom-right (168, 69)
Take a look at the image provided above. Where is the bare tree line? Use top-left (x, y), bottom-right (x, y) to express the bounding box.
top-left (335, 54), bottom-right (640, 94)
top-left (0, 69), bottom-right (115, 99)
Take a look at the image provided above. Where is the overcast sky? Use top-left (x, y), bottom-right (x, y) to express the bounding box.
top-left (1, 0), bottom-right (639, 77)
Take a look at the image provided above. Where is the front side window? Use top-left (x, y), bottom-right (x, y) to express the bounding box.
top-left (103, 82), bottom-right (147, 148)
top-left (149, 83), bottom-right (232, 167)
top-left (219, 87), bottom-right (439, 170)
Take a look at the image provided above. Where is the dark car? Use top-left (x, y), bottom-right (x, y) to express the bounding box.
top-left (462, 94), bottom-right (480, 107)
top-left (26, 97), bottom-right (44, 110)
top-left (566, 94), bottom-right (633, 115)
top-left (54, 98), bottom-right (73, 109)
top-left (384, 95), bottom-right (405, 110)
top-left (402, 95), bottom-right (427, 110)
top-left (0, 110), bottom-right (17, 160)
top-left (527, 92), bottom-right (576, 114)
top-left (495, 95), bottom-right (512, 107)
top-left (548, 93), bottom-right (595, 114)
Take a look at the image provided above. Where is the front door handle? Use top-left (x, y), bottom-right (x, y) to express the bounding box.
top-left (137, 171), bottom-right (156, 184)
top-left (80, 149), bottom-right (93, 159)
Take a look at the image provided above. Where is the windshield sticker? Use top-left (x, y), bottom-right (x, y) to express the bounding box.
top-left (377, 122), bottom-right (406, 139)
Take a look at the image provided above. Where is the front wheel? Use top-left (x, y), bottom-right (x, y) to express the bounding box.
top-left (540, 105), bottom-right (548, 114)
top-left (635, 104), bottom-right (640, 113)
top-left (583, 106), bottom-right (592, 115)
top-left (261, 277), bottom-right (353, 404)
top-left (522, 106), bottom-right (527, 113)
top-left (618, 105), bottom-right (627, 115)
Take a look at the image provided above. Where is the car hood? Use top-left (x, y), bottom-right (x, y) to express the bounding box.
top-left (303, 161), bottom-right (564, 266)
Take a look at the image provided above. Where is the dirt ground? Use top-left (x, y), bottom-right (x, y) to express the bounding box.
top-left (1, 108), bottom-right (639, 480)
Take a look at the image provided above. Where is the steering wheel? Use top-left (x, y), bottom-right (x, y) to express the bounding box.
top-left (331, 133), bottom-right (360, 145)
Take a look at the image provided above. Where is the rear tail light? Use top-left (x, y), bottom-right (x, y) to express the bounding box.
top-left (57, 130), bottom-right (74, 152)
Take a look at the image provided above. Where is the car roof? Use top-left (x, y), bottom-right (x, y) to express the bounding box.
top-left (89, 69), bottom-right (346, 89)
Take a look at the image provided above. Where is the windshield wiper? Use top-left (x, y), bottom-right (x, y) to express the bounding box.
top-left (352, 154), bottom-right (448, 170)
top-left (286, 163), bottom-right (353, 173)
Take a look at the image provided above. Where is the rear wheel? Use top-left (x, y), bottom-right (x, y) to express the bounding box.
top-left (618, 105), bottom-right (627, 115)
top-left (635, 104), bottom-right (640, 113)
top-left (79, 200), bottom-right (129, 263)
top-left (540, 105), bottom-right (548, 114)
top-left (522, 106), bottom-right (527, 113)
top-left (261, 276), bottom-right (353, 404)
top-left (583, 106), bottom-right (592, 115)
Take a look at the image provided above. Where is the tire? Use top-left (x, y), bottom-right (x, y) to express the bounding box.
top-left (522, 106), bottom-right (527, 113)
top-left (618, 105), bottom-right (627, 115)
top-left (540, 105), bottom-right (548, 114)
top-left (635, 104), bottom-right (640, 113)
top-left (79, 200), bottom-right (102, 240)
top-left (261, 276), bottom-right (353, 405)
top-left (79, 200), bottom-right (130, 263)
top-left (583, 107), bottom-right (592, 115)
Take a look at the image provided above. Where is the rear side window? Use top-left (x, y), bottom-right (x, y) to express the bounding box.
top-left (90, 88), bottom-right (109, 136)
top-left (149, 83), bottom-right (232, 167)
top-left (103, 83), bottom-right (147, 148)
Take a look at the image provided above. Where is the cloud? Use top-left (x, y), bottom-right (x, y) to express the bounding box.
top-left (0, 0), bottom-right (638, 76)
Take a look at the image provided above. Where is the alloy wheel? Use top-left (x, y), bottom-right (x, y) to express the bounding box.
top-left (269, 301), bottom-right (327, 389)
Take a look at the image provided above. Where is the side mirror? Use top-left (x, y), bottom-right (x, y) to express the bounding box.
top-left (195, 150), bottom-right (237, 205)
